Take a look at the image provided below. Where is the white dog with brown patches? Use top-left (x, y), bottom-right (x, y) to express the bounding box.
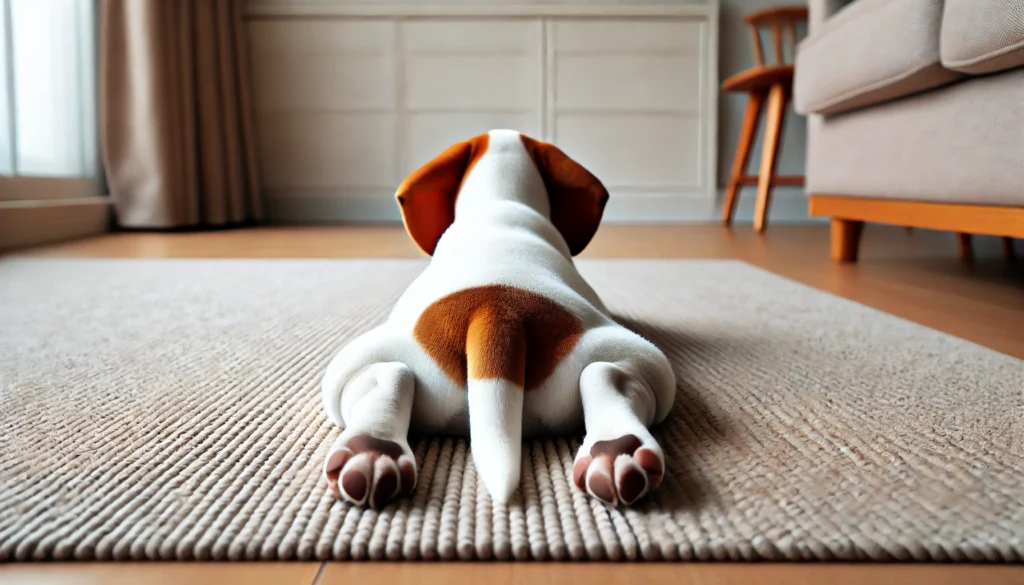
top-left (321, 130), bottom-right (675, 509)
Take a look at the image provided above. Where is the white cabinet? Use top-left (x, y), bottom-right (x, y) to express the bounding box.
top-left (246, 2), bottom-right (719, 223)
top-left (401, 19), bottom-right (543, 174)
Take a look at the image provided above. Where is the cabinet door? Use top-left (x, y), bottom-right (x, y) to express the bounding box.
top-left (401, 19), bottom-right (542, 175)
top-left (550, 19), bottom-right (710, 220)
top-left (249, 20), bottom-right (398, 199)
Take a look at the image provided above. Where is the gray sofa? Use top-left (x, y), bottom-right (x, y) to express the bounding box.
top-left (793, 0), bottom-right (1024, 261)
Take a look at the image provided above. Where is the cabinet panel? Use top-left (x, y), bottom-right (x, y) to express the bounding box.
top-left (554, 54), bottom-right (701, 112)
top-left (549, 17), bottom-right (708, 200)
top-left (553, 20), bottom-right (703, 53)
top-left (253, 54), bottom-right (395, 112)
top-left (406, 112), bottom-right (539, 173)
top-left (403, 20), bottom-right (538, 53)
top-left (406, 55), bottom-right (538, 110)
top-left (256, 113), bottom-right (396, 189)
top-left (248, 20), bottom-right (393, 54)
top-left (555, 113), bottom-right (700, 188)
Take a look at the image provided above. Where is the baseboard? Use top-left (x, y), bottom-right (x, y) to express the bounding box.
top-left (264, 187), bottom-right (820, 225)
top-left (264, 193), bottom-right (722, 225)
top-left (0, 197), bottom-right (112, 252)
top-left (719, 186), bottom-right (822, 225)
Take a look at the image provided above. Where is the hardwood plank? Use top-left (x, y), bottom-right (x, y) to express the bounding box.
top-left (809, 195), bottom-right (1024, 238)
top-left (319, 563), bottom-right (1024, 585)
top-left (0, 563), bottom-right (321, 585)
top-left (12, 226), bottom-right (425, 259)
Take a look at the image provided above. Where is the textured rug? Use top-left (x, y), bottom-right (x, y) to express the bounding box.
top-left (1, 259), bottom-right (1022, 563)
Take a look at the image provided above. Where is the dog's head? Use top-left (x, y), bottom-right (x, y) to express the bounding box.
top-left (395, 129), bottom-right (609, 257)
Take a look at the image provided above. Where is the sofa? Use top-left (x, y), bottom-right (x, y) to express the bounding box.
top-left (794, 0), bottom-right (1024, 262)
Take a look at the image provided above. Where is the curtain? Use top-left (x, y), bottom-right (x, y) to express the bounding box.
top-left (101, 0), bottom-right (261, 228)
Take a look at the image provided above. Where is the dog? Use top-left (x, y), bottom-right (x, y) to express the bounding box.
top-left (320, 129), bottom-right (676, 509)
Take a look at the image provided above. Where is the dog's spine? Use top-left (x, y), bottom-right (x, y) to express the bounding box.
top-left (465, 306), bottom-right (525, 504)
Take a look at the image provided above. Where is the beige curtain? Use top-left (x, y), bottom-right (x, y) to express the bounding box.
top-left (101, 0), bottom-right (262, 228)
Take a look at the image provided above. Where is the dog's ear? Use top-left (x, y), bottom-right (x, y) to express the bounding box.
top-left (396, 134), bottom-right (489, 255)
top-left (520, 135), bottom-right (609, 256)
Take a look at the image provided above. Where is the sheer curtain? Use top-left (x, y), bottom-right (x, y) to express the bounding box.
top-left (0, 0), bottom-right (99, 200)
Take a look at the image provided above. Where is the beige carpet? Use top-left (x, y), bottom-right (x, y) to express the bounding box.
top-left (1, 259), bottom-right (1022, 562)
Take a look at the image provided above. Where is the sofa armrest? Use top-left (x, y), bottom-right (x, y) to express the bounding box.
top-left (804, 2), bottom-right (852, 196)
top-left (809, 0), bottom-right (851, 34)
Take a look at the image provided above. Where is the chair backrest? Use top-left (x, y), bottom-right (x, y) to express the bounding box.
top-left (745, 6), bottom-right (809, 67)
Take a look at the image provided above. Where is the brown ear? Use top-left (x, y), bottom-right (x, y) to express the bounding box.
top-left (520, 135), bottom-right (609, 256)
top-left (396, 134), bottom-right (489, 255)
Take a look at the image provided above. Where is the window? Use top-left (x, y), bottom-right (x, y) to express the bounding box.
top-left (0, 0), bottom-right (99, 201)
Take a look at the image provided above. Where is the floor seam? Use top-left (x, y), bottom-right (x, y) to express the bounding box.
top-left (311, 562), bottom-right (328, 585)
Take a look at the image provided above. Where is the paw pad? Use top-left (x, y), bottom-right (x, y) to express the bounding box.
top-left (573, 433), bottom-right (664, 506)
top-left (324, 434), bottom-right (416, 509)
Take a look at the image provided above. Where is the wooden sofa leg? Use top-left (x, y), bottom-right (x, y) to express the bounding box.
top-left (957, 233), bottom-right (973, 261)
top-left (830, 218), bottom-right (863, 263)
top-left (1003, 237), bottom-right (1016, 259)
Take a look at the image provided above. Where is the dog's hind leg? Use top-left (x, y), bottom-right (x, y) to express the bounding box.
top-left (322, 361), bottom-right (416, 508)
top-left (321, 327), bottom-right (417, 508)
top-left (571, 328), bottom-right (676, 506)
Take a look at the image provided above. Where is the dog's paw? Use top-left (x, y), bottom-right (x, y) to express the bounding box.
top-left (324, 433), bottom-right (417, 509)
top-left (572, 434), bottom-right (664, 506)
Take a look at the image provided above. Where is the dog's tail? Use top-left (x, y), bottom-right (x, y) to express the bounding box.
top-left (465, 305), bottom-right (525, 504)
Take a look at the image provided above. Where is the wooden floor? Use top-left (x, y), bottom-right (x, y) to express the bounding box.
top-left (3, 225), bottom-right (1023, 584)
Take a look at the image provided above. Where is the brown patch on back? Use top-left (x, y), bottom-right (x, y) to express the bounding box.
top-left (414, 285), bottom-right (584, 389)
top-left (395, 133), bottom-right (489, 256)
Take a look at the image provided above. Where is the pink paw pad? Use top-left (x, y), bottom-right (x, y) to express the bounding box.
top-left (573, 434), bottom-right (664, 506)
top-left (324, 435), bottom-right (416, 509)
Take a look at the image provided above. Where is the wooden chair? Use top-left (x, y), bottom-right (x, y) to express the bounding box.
top-left (721, 6), bottom-right (808, 232)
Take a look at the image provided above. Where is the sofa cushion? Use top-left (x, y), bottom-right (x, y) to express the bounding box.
top-left (941, 0), bottom-right (1024, 74)
top-left (794, 0), bottom-right (962, 116)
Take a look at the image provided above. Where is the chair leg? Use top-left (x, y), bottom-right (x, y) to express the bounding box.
top-left (722, 91), bottom-right (766, 226)
top-left (831, 218), bottom-right (863, 263)
top-left (957, 232), bottom-right (973, 261)
top-left (753, 83), bottom-right (788, 233)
